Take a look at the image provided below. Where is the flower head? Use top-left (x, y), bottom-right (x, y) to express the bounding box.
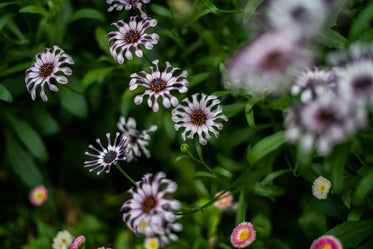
top-left (226, 31), bottom-right (312, 96)
top-left (25, 45), bottom-right (74, 101)
top-left (291, 68), bottom-right (337, 103)
top-left (267, 0), bottom-right (327, 38)
top-left (214, 191), bottom-right (233, 210)
top-left (52, 230), bottom-right (74, 249)
top-left (328, 42), bottom-right (373, 67)
top-left (106, 0), bottom-right (150, 15)
top-left (121, 172), bottom-right (182, 242)
top-left (117, 116), bottom-right (158, 162)
top-left (285, 91), bottom-right (366, 155)
top-left (70, 236), bottom-right (85, 249)
top-left (107, 16), bottom-right (159, 64)
top-left (84, 132), bottom-right (127, 175)
top-left (29, 185), bottom-right (48, 206)
top-left (144, 237), bottom-right (160, 249)
top-left (312, 176), bottom-right (332, 200)
top-left (130, 60), bottom-right (189, 112)
top-left (336, 60), bottom-right (373, 109)
top-left (172, 93), bottom-right (228, 145)
top-left (231, 222), bottom-right (256, 248)
top-left (310, 235), bottom-right (343, 249)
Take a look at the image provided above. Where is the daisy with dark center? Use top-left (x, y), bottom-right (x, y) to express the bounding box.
top-left (226, 31), bottom-right (312, 96)
top-left (336, 60), bottom-right (373, 108)
top-left (117, 116), bottom-right (157, 162)
top-left (327, 42), bottom-right (373, 67)
top-left (84, 132), bottom-right (127, 175)
top-left (121, 172), bottom-right (182, 243)
top-left (267, 0), bottom-right (327, 38)
top-left (291, 68), bottom-right (337, 103)
top-left (171, 93), bottom-right (228, 145)
top-left (25, 45), bottom-right (74, 101)
top-left (130, 60), bottom-right (189, 112)
top-left (107, 16), bottom-right (159, 64)
top-left (285, 91), bottom-right (366, 155)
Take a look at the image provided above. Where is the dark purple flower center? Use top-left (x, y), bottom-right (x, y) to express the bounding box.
top-left (141, 196), bottom-right (157, 213)
top-left (125, 29), bottom-right (140, 44)
top-left (130, 0), bottom-right (140, 7)
top-left (40, 63), bottom-right (54, 78)
top-left (150, 78), bottom-right (166, 92)
top-left (191, 110), bottom-right (206, 126)
top-left (317, 109), bottom-right (335, 126)
top-left (103, 151), bottom-right (117, 164)
top-left (261, 50), bottom-right (287, 72)
top-left (352, 75), bottom-right (373, 90)
top-left (290, 5), bottom-right (308, 21)
top-left (306, 78), bottom-right (324, 89)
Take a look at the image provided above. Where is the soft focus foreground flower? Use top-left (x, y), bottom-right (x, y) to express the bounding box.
top-left (117, 116), bottom-right (158, 162)
top-left (121, 172), bottom-right (182, 245)
top-left (312, 176), bottom-right (332, 200)
top-left (226, 31), bottom-right (312, 96)
top-left (25, 45), bottom-right (74, 101)
top-left (214, 191), bottom-right (233, 210)
top-left (70, 235), bottom-right (85, 249)
top-left (29, 185), bottom-right (48, 206)
top-left (84, 132), bottom-right (127, 175)
top-left (231, 222), bottom-right (256, 248)
top-left (106, 0), bottom-right (150, 13)
top-left (291, 68), bottom-right (337, 103)
top-left (172, 93), bottom-right (228, 145)
top-left (107, 16), bottom-right (159, 64)
top-left (267, 0), bottom-right (327, 38)
top-left (285, 91), bottom-right (366, 155)
top-left (130, 59), bottom-right (189, 112)
top-left (52, 230), bottom-right (74, 249)
top-left (310, 235), bottom-right (343, 249)
top-left (328, 42), bottom-right (373, 67)
top-left (336, 60), bottom-right (373, 109)
top-left (144, 237), bottom-right (160, 249)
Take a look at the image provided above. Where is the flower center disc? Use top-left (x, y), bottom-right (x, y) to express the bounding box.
top-left (141, 196), bottom-right (156, 213)
top-left (290, 6), bottom-right (308, 21)
top-left (353, 75), bottom-right (372, 90)
top-left (40, 63), bottom-right (54, 78)
top-left (239, 230), bottom-right (249, 241)
top-left (261, 50), bottom-right (286, 71)
top-left (125, 29), bottom-right (140, 43)
top-left (103, 151), bottom-right (117, 163)
top-left (321, 245), bottom-right (332, 249)
top-left (317, 109), bottom-right (335, 126)
top-left (150, 78), bottom-right (166, 92)
top-left (191, 110), bottom-right (206, 126)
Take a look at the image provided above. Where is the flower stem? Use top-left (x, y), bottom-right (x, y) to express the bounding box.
top-left (186, 150), bottom-right (214, 174)
top-left (115, 164), bottom-right (136, 185)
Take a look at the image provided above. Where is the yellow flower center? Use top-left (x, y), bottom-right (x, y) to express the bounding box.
top-left (142, 221), bottom-right (147, 229)
top-left (239, 230), bottom-right (249, 241)
top-left (36, 191), bottom-right (44, 201)
top-left (319, 184), bottom-right (326, 192)
top-left (322, 245), bottom-right (332, 249)
top-left (150, 240), bottom-right (158, 249)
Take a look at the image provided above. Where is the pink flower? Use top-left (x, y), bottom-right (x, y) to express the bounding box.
top-left (214, 191), bottom-right (233, 210)
top-left (70, 235), bottom-right (86, 249)
top-left (310, 235), bottom-right (343, 249)
top-left (29, 185), bottom-right (48, 206)
top-left (231, 222), bottom-right (256, 248)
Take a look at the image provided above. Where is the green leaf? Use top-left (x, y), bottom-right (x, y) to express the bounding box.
top-left (319, 29), bottom-right (348, 48)
top-left (188, 72), bottom-right (211, 88)
top-left (245, 100), bottom-right (256, 128)
top-left (213, 167), bottom-right (233, 178)
top-left (69, 8), bottom-right (106, 23)
top-left (0, 84), bottom-right (14, 102)
top-left (81, 67), bottom-right (114, 90)
top-left (201, 0), bottom-right (222, 15)
top-left (349, 3), bottom-right (373, 41)
top-left (59, 80), bottom-right (88, 119)
top-left (250, 183), bottom-right (285, 197)
top-left (33, 109), bottom-right (60, 135)
top-left (246, 131), bottom-right (285, 165)
top-left (327, 219), bottom-right (373, 248)
top-left (194, 171), bottom-right (217, 180)
top-left (19, 5), bottom-right (50, 17)
top-left (221, 102), bottom-right (246, 118)
top-left (242, 0), bottom-right (263, 25)
top-left (150, 4), bottom-right (172, 18)
top-left (261, 169), bottom-right (291, 185)
top-left (252, 214), bottom-right (272, 237)
top-left (0, 61), bottom-right (32, 78)
top-left (0, 12), bottom-right (15, 32)
top-left (298, 210), bottom-right (327, 240)
top-left (353, 168), bottom-right (373, 205)
top-left (235, 190), bottom-right (246, 224)
top-left (95, 27), bottom-right (109, 54)
top-left (7, 114), bottom-right (48, 162)
top-left (194, 179), bottom-right (209, 197)
top-left (326, 145), bottom-right (347, 194)
top-left (5, 132), bottom-right (43, 188)
top-left (0, 2), bottom-right (18, 9)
